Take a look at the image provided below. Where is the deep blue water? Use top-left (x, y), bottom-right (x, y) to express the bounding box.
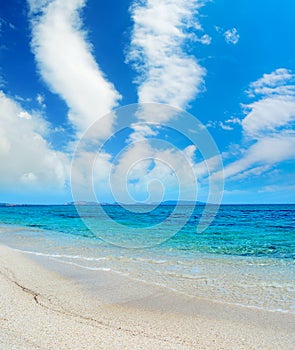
top-left (0, 204), bottom-right (294, 259)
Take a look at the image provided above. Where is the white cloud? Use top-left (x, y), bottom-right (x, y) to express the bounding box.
top-left (27, 0), bottom-right (51, 14)
top-left (71, 148), bottom-right (113, 201)
top-left (228, 165), bottom-right (271, 181)
top-left (248, 68), bottom-right (295, 97)
top-left (36, 93), bottom-right (46, 108)
top-left (225, 117), bottom-right (241, 125)
top-left (222, 135), bottom-right (295, 180)
top-left (108, 141), bottom-right (199, 203)
top-left (242, 97), bottom-right (295, 137)
top-left (242, 69), bottom-right (295, 137)
top-left (128, 123), bottom-right (158, 142)
top-left (224, 28), bottom-right (239, 45)
top-left (0, 17), bottom-right (16, 32)
top-left (221, 68), bottom-right (295, 180)
top-left (0, 74), bottom-right (5, 88)
top-left (127, 0), bottom-right (206, 110)
top-left (126, 0), bottom-right (207, 143)
top-left (197, 34), bottom-right (212, 45)
top-left (28, 0), bottom-right (121, 139)
top-left (0, 91), bottom-right (67, 191)
top-left (258, 184), bottom-right (295, 193)
top-left (14, 95), bottom-right (32, 103)
top-left (205, 119), bottom-right (239, 131)
top-left (18, 111), bottom-right (32, 120)
top-left (215, 26), bottom-right (240, 45)
top-left (219, 121), bottom-right (233, 131)
top-left (21, 172), bottom-right (38, 183)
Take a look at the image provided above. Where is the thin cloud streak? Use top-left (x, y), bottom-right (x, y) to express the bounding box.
top-left (28, 0), bottom-right (121, 139)
top-left (127, 0), bottom-right (206, 110)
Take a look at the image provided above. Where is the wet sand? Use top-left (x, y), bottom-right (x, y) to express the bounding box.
top-left (0, 244), bottom-right (294, 349)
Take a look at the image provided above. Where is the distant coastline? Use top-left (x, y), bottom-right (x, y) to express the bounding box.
top-left (1, 201), bottom-right (294, 207)
top-left (0, 200), bottom-right (206, 207)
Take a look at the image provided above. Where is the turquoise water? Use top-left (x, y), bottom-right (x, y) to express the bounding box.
top-left (0, 204), bottom-right (294, 313)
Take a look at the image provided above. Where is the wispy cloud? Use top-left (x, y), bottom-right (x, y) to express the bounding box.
top-left (223, 136), bottom-right (295, 179)
top-left (0, 16), bottom-right (16, 33)
top-left (127, 0), bottom-right (206, 109)
top-left (28, 0), bottom-right (121, 138)
top-left (258, 184), bottom-right (295, 193)
top-left (206, 119), bottom-right (238, 131)
top-left (36, 93), bottom-right (46, 108)
top-left (219, 121), bottom-right (234, 131)
top-left (0, 74), bottom-right (5, 88)
top-left (242, 68), bottom-right (295, 138)
top-left (215, 26), bottom-right (240, 45)
top-left (224, 28), bottom-right (239, 45)
top-left (242, 97), bottom-right (295, 138)
top-left (126, 0), bottom-right (207, 144)
top-left (247, 68), bottom-right (295, 97)
top-left (109, 141), bottom-right (199, 203)
top-left (222, 68), bottom-right (295, 180)
top-left (197, 34), bottom-right (212, 45)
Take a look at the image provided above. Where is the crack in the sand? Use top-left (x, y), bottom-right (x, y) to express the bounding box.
top-left (13, 280), bottom-right (40, 304)
top-left (0, 269), bottom-right (183, 346)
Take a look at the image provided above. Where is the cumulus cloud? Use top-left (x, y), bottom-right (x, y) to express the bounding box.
top-left (127, 0), bottom-right (206, 109)
top-left (28, 0), bottom-right (121, 138)
top-left (0, 91), bottom-right (67, 192)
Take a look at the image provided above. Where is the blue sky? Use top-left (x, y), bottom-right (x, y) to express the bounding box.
top-left (0, 0), bottom-right (295, 204)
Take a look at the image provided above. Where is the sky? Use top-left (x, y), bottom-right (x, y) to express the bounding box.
top-left (0, 0), bottom-right (295, 204)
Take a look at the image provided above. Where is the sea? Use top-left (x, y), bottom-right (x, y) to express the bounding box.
top-left (0, 204), bottom-right (294, 313)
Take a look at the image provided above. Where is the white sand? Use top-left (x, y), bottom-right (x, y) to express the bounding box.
top-left (0, 244), bottom-right (294, 349)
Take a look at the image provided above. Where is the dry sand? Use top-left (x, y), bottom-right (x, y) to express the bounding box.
top-left (0, 244), bottom-right (294, 349)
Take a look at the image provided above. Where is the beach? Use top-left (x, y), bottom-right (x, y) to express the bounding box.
top-left (1, 244), bottom-right (294, 349)
top-left (1, 0), bottom-right (294, 348)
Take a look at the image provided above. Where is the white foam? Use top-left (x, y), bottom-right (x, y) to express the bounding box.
top-left (13, 248), bottom-right (107, 262)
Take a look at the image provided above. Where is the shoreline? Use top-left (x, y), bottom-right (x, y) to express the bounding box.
top-left (1, 244), bottom-right (295, 349)
top-left (1, 222), bottom-right (294, 316)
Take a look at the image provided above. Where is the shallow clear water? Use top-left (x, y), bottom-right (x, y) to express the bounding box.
top-left (0, 204), bottom-right (294, 313)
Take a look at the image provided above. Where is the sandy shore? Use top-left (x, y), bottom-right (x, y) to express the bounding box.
top-left (0, 244), bottom-right (294, 349)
